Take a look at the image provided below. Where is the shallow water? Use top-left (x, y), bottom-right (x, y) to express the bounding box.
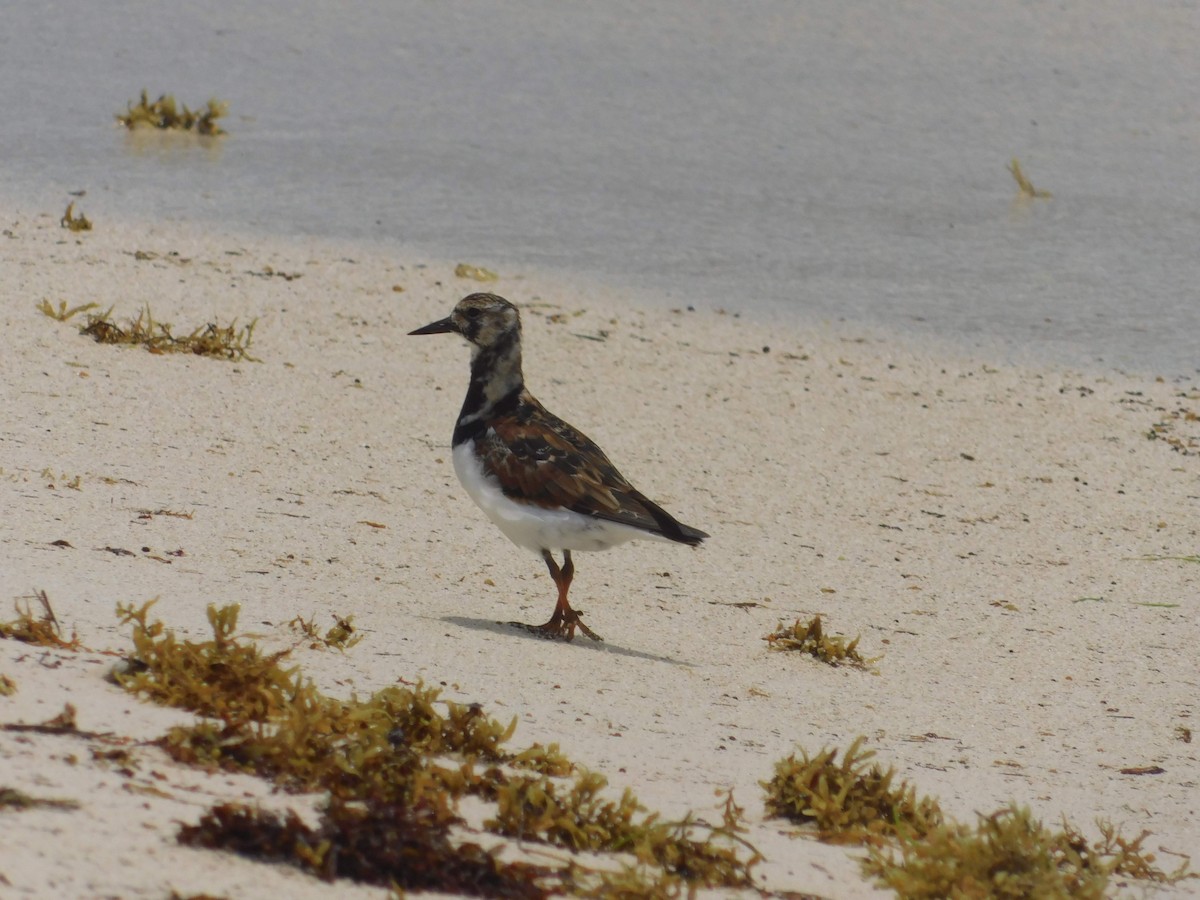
top-left (4, 1), bottom-right (1198, 375)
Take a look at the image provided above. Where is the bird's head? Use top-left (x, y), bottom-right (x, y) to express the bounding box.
top-left (409, 293), bottom-right (521, 350)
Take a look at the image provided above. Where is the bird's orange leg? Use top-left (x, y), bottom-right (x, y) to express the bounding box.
top-left (512, 550), bottom-right (602, 642)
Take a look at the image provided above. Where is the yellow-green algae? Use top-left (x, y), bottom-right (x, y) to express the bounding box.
top-left (117, 90), bottom-right (228, 135)
top-left (762, 735), bottom-right (1194, 896)
top-left (0, 590), bottom-right (79, 650)
top-left (763, 735), bottom-right (943, 846)
top-left (113, 601), bottom-right (760, 896)
top-left (60, 202), bottom-right (92, 232)
top-left (764, 614), bottom-right (878, 671)
top-left (864, 804), bottom-right (1195, 898)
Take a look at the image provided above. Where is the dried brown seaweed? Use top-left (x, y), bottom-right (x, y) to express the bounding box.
top-left (65, 305), bottom-right (258, 361)
top-left (179, 799), bottom-right (555, 897)
top-left (60, 202), bottom-right (93, 232)
top-left (0, 590), bottom-right (79, 649)
top-left (288, 613), bottom-right (362, 651)
top-left (763, 615), bottom-right (877, 671)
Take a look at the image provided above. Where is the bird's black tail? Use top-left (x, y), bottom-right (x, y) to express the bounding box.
top-left (640, 494), bottom-right (709, 546)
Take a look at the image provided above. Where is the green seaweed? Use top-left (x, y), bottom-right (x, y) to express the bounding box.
top-left (864, 804), bottom-right (1195, 898)
top-left (117, 90), bottom-right (228, 135)
top-left (113, 601), bottom-right (760, 895)
top-left (489, 774), bottom-right (758, 888)
top-left (762, 736), bottom-right (943, 845)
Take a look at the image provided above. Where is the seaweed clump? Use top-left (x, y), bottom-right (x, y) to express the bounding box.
top-left (114, 601), bottom-right (531, 790)
top-left (180, 800), bottom-right (555, 898)
top-left (60, 202), bottom-right (92, 232)
top-left (764, 615), bottom-right (877, 671)
top-left (0, 786), bottom-right (80, 812)
top-left (38, 302), bottom-right (258, 361)
top-left (114, 601), bottom-right (301, 728)
top-left (864, 804), bottom-right (1196, 898)
top-left (0, 590), bottom-right (80, 650)
top-left (288, 613), bottom-right (362, 651)
top-left (763, 735), bottom-right (1195, 895)
top-left (113, 601), bottom-right (760, 896)
top-left (489, 773), bottom-right (759, 890)
top-left (763, 736), bottom-right (943, 846)
top-left (117, 90), bottom-right (228, 135)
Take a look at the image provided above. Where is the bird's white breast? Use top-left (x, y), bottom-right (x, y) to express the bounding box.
top-left (452, 439), bottom-right (661, 553)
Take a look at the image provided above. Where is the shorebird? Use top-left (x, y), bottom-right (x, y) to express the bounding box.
top-left (410, 293), bottom-right (708, 641)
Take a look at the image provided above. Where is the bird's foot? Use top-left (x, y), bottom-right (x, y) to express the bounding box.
top-left (508, 609), bottom-right (603, 643)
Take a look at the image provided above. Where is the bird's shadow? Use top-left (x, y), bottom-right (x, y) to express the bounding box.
top-left (441, 616), bottom-right (694, 666)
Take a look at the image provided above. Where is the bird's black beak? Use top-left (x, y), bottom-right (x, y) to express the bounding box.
top-left (409, 315), bottom-right (459, 336)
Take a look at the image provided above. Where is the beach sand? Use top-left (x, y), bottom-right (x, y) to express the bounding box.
top-left (2, 211), bottom-right (1197, 897)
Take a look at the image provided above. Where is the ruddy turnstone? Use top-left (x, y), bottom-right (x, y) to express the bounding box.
top-left (410, 293), bottom-right (708, 642)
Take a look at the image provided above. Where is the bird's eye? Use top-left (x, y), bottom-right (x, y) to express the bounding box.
top-left (464, 307), bottom-right (482, 320)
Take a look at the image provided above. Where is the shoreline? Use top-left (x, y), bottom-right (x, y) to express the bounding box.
top-left (2, 212), bottom-right (1198, 897)
top-left (9, 194), bottom-right (1198, 384)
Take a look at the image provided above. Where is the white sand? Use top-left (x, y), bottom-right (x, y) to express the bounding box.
top-left (2, 212), bottom-right (1197, 897)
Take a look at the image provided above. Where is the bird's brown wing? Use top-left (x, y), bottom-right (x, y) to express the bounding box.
top-left (476, 400), bottom-right (705, 543)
